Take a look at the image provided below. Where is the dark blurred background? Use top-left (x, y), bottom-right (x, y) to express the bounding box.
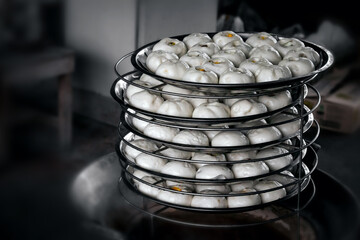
top-left (0, 0), bottom-right (359, 239)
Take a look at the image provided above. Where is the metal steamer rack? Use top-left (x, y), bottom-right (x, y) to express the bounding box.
top-left (111, 32), bottom-right (333, 229)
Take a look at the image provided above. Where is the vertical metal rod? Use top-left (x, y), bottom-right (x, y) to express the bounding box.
top-left (150, 213), bottom-right (155, 239)
top-left (134, 0), bottom-right (141, 49)
top-left (297, 83), bottom-right (306, 240)
top-left (143, 197), bottom-right (155, 238)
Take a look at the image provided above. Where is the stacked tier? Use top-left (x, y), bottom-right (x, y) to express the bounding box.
top-left (111, 32), bottom-right (333, 217)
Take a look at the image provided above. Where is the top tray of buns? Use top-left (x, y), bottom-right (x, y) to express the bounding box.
top-left (127, 31), bottom-right (333, 91)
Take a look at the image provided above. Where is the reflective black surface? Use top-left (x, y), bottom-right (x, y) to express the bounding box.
top-left (69, 153), bottom-right (359, 240)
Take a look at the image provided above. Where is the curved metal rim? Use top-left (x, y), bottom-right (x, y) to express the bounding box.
top-left (117, 124), bottom-right (319, 164)
top-left (118, 176), bottom-right (316, 228)
top-left (117, 158), bottom-right (315, 214)
top-left (119, 113), bottom-right (320, 152)
top-left (118, 146), bottom-right (299, 184)
top-left (111, 72), bottom-right (320, 125)
top-left (114, 78), bottom-right (303, 124)
top-left (123, 104), bottom-right (315, 133)
top-left (122, 164), bottom-right (310, 197)
top-left (119, 173), bottom-right (311, 214)
top-left (117, 70), bottom-right (308, 98)
top-left (118, 134), bottom-right (302, 164)
top-left (125, 32), bottom-right (334, 90)
top-left (116, 135), bottom-right (318, 184)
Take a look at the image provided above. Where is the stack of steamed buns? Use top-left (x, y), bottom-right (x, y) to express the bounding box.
top-left (123, 31), bottom-right (314, 209)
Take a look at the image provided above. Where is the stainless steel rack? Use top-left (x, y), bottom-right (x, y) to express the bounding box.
top-left (110, 32), bottom-right (333, 230)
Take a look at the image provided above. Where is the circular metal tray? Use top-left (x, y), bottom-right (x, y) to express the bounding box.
top-left (118, 112), bottom-right (320, 153)
top-left (111, 71), bottom-right (321, 125)
top-left (119, 132), bottom-right (302, 164)
top-left (123, 32), bottom-right (333, 91)
top-left (117, 146), bottom-right (317, 214)
top-left (117, 134), bottom-right (317, 181)
top-left (122, 104), bottom-right (314, 133)
top-left (117, 140), bottom-right (309, 184)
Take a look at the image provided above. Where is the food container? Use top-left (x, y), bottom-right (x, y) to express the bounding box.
top-left (110, 32), bottom-right (333, 230)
